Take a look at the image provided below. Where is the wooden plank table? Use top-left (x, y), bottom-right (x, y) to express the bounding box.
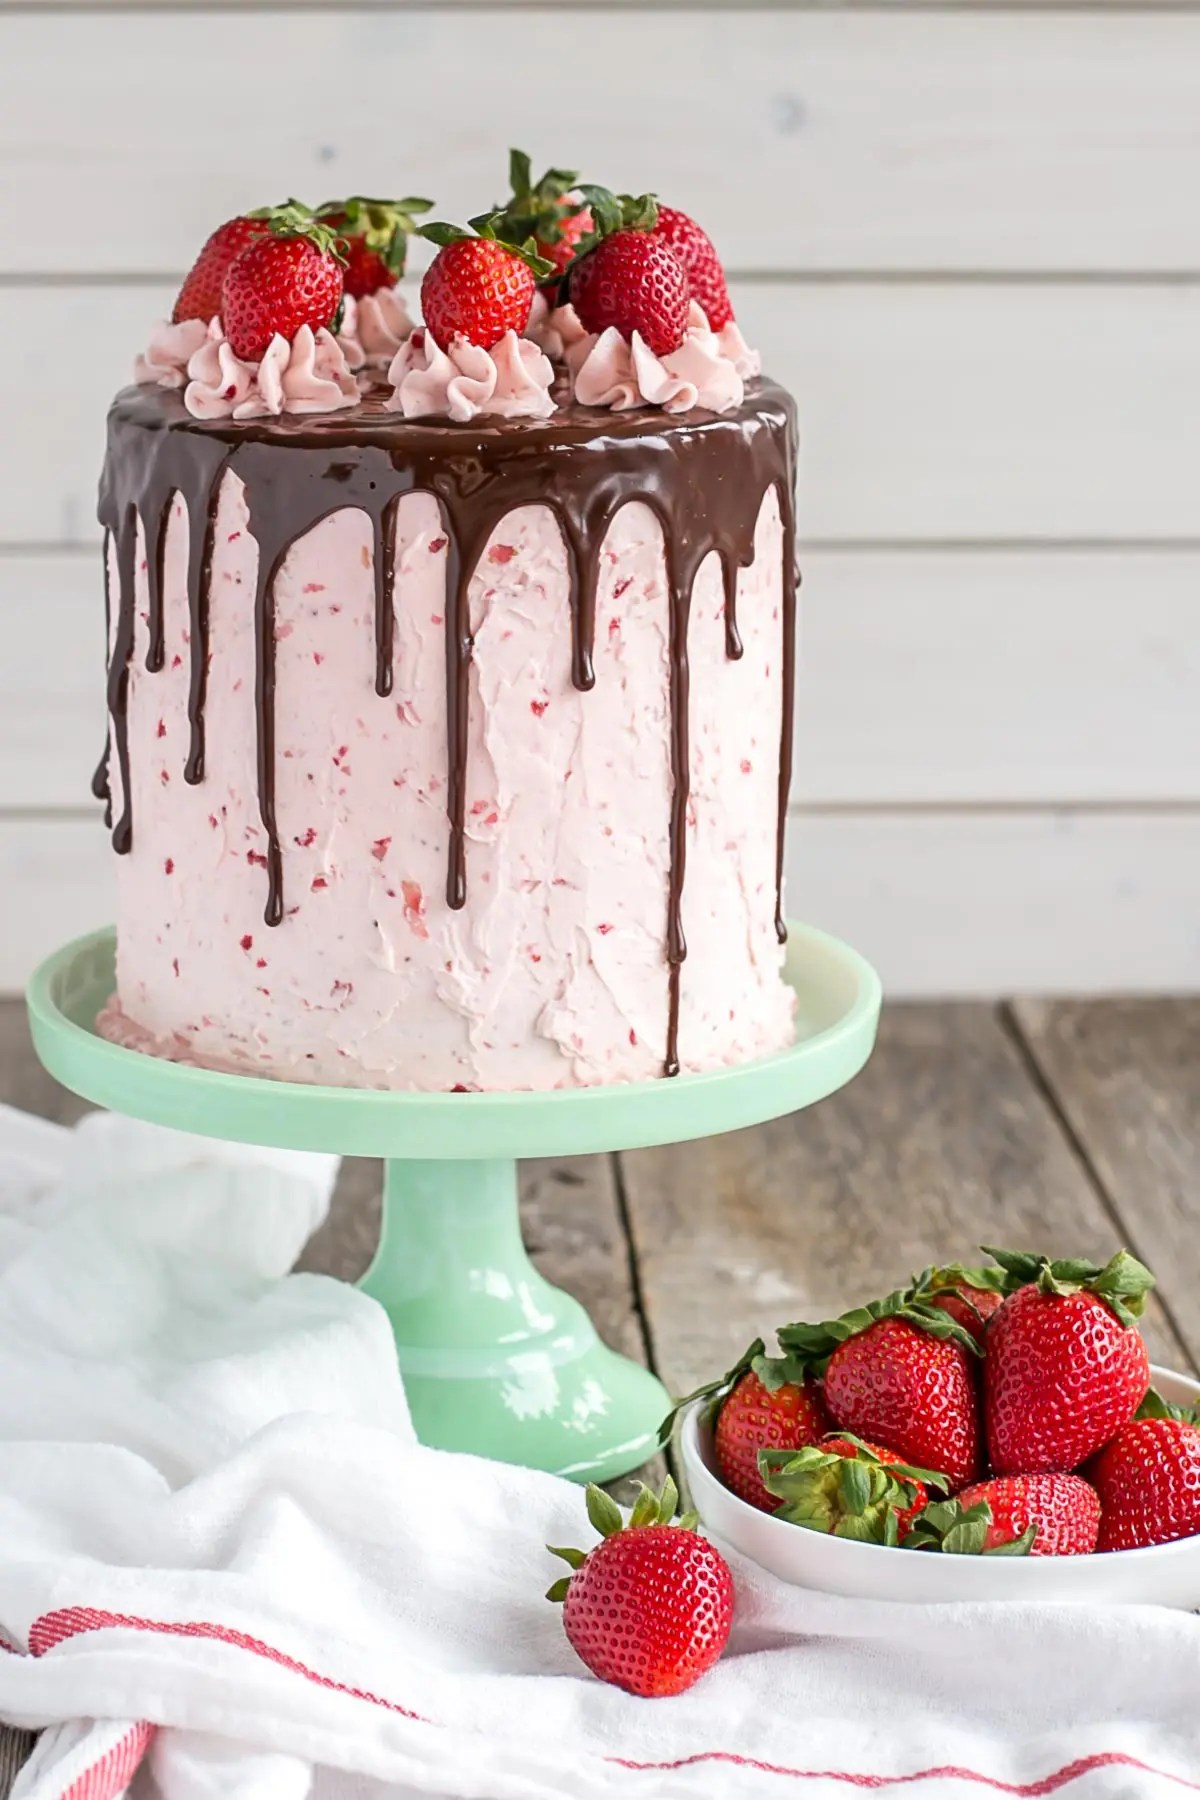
top-left (0, 992), bottom-right (1195, 1788)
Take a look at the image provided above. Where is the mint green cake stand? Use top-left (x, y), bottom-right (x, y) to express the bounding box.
top-left (26, 922), bottom-right (880, 1484)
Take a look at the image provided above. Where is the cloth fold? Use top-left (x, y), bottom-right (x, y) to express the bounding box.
top-left (0, 1102), bottom-right (1196, 1800)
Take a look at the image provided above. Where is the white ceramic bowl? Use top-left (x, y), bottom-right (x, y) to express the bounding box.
top-left (681, 1363), bottom-right (1200, 1608)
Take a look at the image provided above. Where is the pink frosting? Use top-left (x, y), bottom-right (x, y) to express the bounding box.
top-left (386, 328), bottom-right (555, 423)
top-left (336, 288), bottom-right (415, 370)
top-left (100, 483), bottom-right (794, 1090)
top-left (525, 292), bottom-right (590, 363)
top-left (569, 303), bottom-right (747, 415)
top-left (717, 318), bottom-right (762, 380)
top-left (183, 321), bottom-right (359, 421)
top-left (134, 318), bottom-right (210, 390)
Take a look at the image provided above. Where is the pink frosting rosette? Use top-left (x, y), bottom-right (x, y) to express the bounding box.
top-left (568, 302), bottom-right (753, 415)
top-left (524, 291), bottom-right (590, 363)
top-left (336, 288), bottom-right (415, 370)
top-left (386, 327), bottom-right (555, 423)
top-left (183, 319), bottom-right (359, 421)
top-left (134, 318), bottom-right (211, 390)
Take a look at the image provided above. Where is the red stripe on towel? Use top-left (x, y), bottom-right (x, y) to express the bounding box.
top-left (56, 1722), bottom-right (153, 1800)
top-left (30, 1608), bottom-right (1198, 1795)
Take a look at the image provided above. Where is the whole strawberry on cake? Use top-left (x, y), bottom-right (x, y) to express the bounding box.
top-left (96, 159), bottom-right (798, 1092)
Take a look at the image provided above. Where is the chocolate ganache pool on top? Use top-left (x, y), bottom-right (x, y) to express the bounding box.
top-left (93, 178), bottom-right (800, 1092)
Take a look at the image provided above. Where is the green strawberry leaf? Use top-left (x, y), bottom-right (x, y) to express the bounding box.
top-left (546, 1544), bottom-right (586, 1569)
top-left (657, 1336), bottom-right (767, 1446)
top-left (421, 218), bottom-right (556, 281)
top-left (656, 1475), bottom-right (680, 1524)
top-left (545, 1577), bottom-right (572, 1603)
top-left (585, 1484), bottom-right (625, 1539)
top-left (777, 1288), bottom-right (981, 1372)
top-left (1135, 1385), bottom-right (1200, 1426)
top-left (985, 1525), bottom-right (1039, 1556)
top-left (839, 1456), bottom-right (872, 1518)
top-left (629, 1485), bottom-right (661, 1531)
top-left (509, 147), bottom-right (534, 200)
top-left (981, 1245), bottom-right (1155, 1327)
top-left (833, 1514), bottom-right (880, 1544)
top-left (677, 1509), bottom-right (700, 1531)
top-left (421, 221), bottom-right (474, 248)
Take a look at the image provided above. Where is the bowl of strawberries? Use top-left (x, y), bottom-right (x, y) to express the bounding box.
top-left (676, 1248), bottom-right (1200, 1607)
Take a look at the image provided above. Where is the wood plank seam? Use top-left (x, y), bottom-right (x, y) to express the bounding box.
top-left (998, 1001), bottom-right (1199, 1374)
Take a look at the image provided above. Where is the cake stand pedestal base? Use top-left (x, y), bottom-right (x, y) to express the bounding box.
top-left (27, 922), bottom-right (881, 1482)
top-left (361, 1156), bottom-right (667, 1480)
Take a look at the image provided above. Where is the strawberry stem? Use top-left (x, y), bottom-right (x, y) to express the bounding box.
top-left (981, 1246), bottom-right (1155, 1327)
top-left (315, 194), bottom-right (433, 279)
top-left (246, 199), bottom-right (347, 265)
top-left (421, 218), bottom-right (556, 280)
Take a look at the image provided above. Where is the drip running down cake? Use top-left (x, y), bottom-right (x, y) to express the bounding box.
top-left (95, 165), bottom-right (799, 1091)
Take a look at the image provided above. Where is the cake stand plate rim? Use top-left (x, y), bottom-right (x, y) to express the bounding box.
top-left (26, 922), bottom-right (882, 1158)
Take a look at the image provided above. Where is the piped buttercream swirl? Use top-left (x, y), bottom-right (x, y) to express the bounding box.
top-left (134, 318), bottom-right (210, 390)
top-left (385, 328), bottom-right (556, 422)
top-left (182, 320), bottom-right (359, 421)
top-left (336, 288), bottom-right (415, 370)
top-left (568, 302), bottom-right (750, 415)
top-left (525, 291), bottom-right (590, 363)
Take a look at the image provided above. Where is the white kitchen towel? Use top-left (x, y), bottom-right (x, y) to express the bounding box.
top-left (0, 1104), bottom-right (1197, 1800)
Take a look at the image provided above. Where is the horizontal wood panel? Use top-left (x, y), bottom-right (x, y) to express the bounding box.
top-left (2, 13), bottom-right (1199, 273)
top-left (5, 809), bottom-right (1198, 996)
top-left (8, 281), bottom-right (1200, 547)
top-left (7, 547), bottom-right (1199, 811)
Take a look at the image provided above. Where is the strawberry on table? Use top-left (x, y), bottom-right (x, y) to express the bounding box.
top-left (759, 1432), bottom-right (948, 1545)
top-left (419, 220), bottom-right (554, 351)
top-left (1089, 1389), bottom-right (1200, 1550)
top-left (650, 204), bottom-right (735, 332)
top-left (983, 1248), bottom-right (1154, 1476)
top-left (315, 194), bottom-right (432, 297)
top-left (566, 192), bottom-right (691, 357)
top-left (221, 202), bottom-right (346, 362)
top-left (173, 214), bottom-right (270, 325)
top-left (779, 1289), bottom-right (983, 1490)
top-left (547, 1477), bottom-right (733, 1698)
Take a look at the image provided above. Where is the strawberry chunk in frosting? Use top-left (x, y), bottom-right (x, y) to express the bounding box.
top-left (183, 319), bottom-right (359, 421)
top-left (386, 327), bottom-right (555, 423)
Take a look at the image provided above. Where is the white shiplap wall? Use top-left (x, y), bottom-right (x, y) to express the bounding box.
top-left (1, 3), bottom-right (1199, 995)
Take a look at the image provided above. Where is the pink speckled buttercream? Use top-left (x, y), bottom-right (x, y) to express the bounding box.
top-left (100, 485), bottom-right (794, 1090)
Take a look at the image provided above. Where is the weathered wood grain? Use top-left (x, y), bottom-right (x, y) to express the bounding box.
top-left (1011, 998), bottom-right (1200, 1370)
top-left (619, 1002), bottom-right (1194, 1400)
top-left (3, 11), bottom-right (1200, 273)
top-left (11, 546), bottom-right (1200, 814)
top-left (9, 809), bottom-right (1200, 1000)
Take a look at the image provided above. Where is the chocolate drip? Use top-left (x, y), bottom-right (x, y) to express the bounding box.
top-left (91, 532), bottom-right (113, 819)
top-left (775, 549), bottom-right (800, 944)
top-left (663, 532), bottom-right (691, 1079)
top-left (99, 379), bottom-right (798, 1066)
top-left (721, 553), bottom-right (745, 662)
top-left (143, 494), bottom-right (172, 673)
top-left (107, 504), bottom-right (138, 854)
top-left (372, 494), bottom-right (401, 699)
top-left (184, 473), bottom-right (226, 784)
